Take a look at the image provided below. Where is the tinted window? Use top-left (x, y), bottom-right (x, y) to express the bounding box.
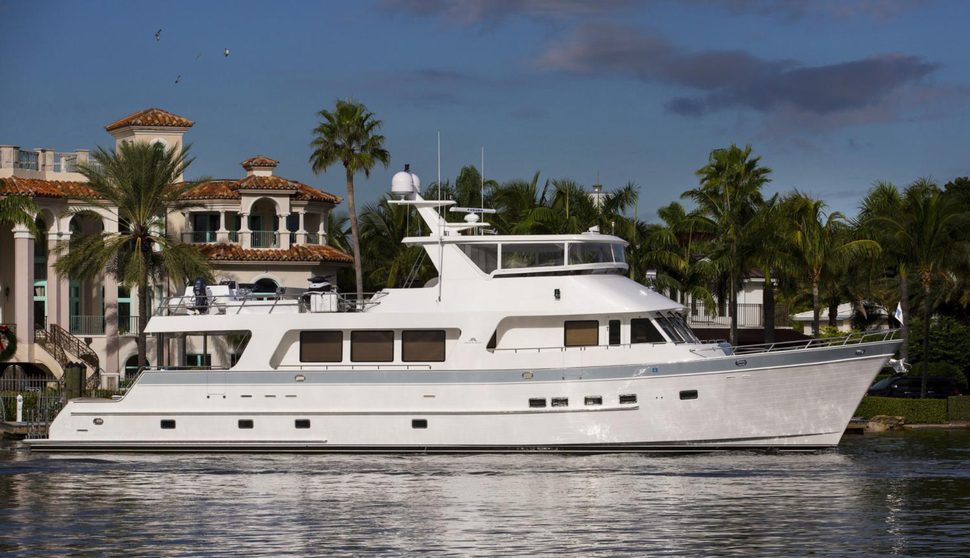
top-left (351, 330), bottom-right (394, 362)
top-left (608, 320), bottom-right (621, 345)
top-left (568, 243), bottom-right (613, 265)
top-left (459, 243), bottom-right (498, 273)
top-left (402, 330), bottom-right (446, 362)
top-left (300, 330), bottom-right (343, 362)
top-left (631, 318), bottom-right (665, 344)
top-left (502, 243), bottom-right (565, 269)
top-left (564, 320), bottom-right (598, 347)
top-left (655, 314), bottom-right (684, 343)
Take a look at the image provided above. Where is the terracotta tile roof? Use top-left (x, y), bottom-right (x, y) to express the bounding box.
top-left (105, 108), bottom-right (194, 132)
top-left (241, 155), bottom-right (279, 169)
top-left (0, 177), bottom-right (99, 199)
top-left (181, 177), bottom-right (341, 203)
top-left (198, 243), bottom-right (353, 263)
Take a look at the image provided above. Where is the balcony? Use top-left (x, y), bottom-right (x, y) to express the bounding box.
top-left (250, 230), bottom-right (278, 248)
top-left (69, 315), bottom-right (105, 336)
top-left (120, 315), bottom-right (140, 336)
top-left (182, 231), bottom-right (218, 244)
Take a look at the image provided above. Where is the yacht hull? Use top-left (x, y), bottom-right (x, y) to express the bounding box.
top-left (28, 341), bottom-right (898, 453)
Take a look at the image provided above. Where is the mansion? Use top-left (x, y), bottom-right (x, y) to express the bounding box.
top-left (0, 108), bottom-right (351, 387)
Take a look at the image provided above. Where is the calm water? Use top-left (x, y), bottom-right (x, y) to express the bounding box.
top-left (1, 431), bottom-right (969, 557)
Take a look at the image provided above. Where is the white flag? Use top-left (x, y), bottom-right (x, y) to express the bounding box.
top-left (894, 302), bottom-right (904, 325)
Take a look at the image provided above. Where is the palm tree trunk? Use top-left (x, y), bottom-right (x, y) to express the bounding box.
top-left (811, 279), bottom-right (820, 337)
top-left (763, 274), bottom-right (775, 344)
top-left (137, 279), bottom-right (148, 370)
top-left (899, 264), bottom-right (909, 361)
top-left (827, 299), bottom-right (839, 328)
top-left (729, 273), bottom-right (738, 346)
top-left (921, 277), bottom-right (931, 398)
top-left (345, 169), bottom-right (364, 304)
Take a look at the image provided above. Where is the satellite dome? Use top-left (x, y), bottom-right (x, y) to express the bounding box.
top-left (391, 164), bottom-right (421, 198)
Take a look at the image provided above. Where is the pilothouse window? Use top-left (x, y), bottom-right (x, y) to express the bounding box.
top-left (501, 243), bottom-right (564, 269)
top-left (631, 318), bottom-right (665, 344)
top-left (568, 243), bottom-right (614, 265)
top-left (459, 243), bottom-right (499, 273)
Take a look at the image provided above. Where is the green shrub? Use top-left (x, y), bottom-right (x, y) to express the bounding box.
top-left (854, 396), bottom-right (948, 424)
top-left (948, 396), bottom-right (970, 421)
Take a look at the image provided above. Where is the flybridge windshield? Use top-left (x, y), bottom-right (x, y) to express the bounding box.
top-left (459, 241), bottom-right (627, 274)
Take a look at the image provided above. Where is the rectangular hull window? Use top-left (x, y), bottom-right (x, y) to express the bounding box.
top-left (238, 419), bottom-right (254, 429)
top-left (412, 419), bottom-right (428, 429)
top-left (160, 420), bottom-right (175, 429)
top-left (585, 396), bottom-right (603, 406)
top-left (551, 397), bottom-right (568, 407)
top-left (619, 394), bottom-right (637, 404)
top-left (564, 320), bottom-right (599, 347)
top-left (300, 330), bottom-right (343, 362)
top-left (402, 330), bottom-right (446, 362)
top-left (351, 330), bottom-right (394, 362)
top-left (529, 398), bottom-right (547, 408)
top-left (680, 390), bottom-right (698, 400)
top-left (631, 318), bottom-right (665, 344)
top-left (295, 419), bottom-right (311, 429)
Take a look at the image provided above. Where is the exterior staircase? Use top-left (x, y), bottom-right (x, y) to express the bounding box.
top-left (35, 323), bottom-right (102, 390)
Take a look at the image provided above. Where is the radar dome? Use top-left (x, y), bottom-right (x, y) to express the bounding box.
top-left (391, 164), bottom-right (421, 198)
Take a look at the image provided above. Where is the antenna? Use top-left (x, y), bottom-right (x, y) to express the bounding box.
top-left (437, 131), bottom-right (442, 217)
top-left (480, 146), bottom-right (485, 235)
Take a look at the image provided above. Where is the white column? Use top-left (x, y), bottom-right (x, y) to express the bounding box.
top-left (216, 210), bottom-right (229, 243)
top-left (102, 217), bottom-right (119, 379)
top-left (46, 234), bottom-right (59, 329)
top-left (57, 231), bottom-right (71, 329)
top-left (295, 210), bottom-right (307, 245)
top-left (12, 224), bottom-right (35, 349)
top-left (182, 211), bottom-right (193, 244)
top-left (318, 212), bottom-right (327, 244)
top-left (277, 213), bottom-right (290, 249)
top-left (239, 213), bottom-right (251, 249)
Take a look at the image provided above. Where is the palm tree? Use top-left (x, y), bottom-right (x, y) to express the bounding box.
top-left (785, 193), bottom-right (880, 337)
top-left (749, 194), bottom-right (796, 343)
top-left (55, 142), bottom-right (212, 369)
top-left (309, 99), bottom-right (390, 302)
top-left (491, 171), bottom-right (549, 235)
top-left (683, 144), bottom-right (771, 346)
top-left (871, 180), bottom-right (966, 397)
top-left (359, 197), bottom-right (431, 290)
top-left (0, 195), bottom-right (38, 229)
top-left (859, 181), bottom-right (910, 358)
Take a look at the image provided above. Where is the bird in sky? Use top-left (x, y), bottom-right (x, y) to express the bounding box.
top-left (175, 74), bottom-right (181, 84)
top-left (224, 48), bottom-right (230, 57)
top-left (195, 52), bottom-right (202, 60)
top-left (155, 29), bottom-right (162, 42)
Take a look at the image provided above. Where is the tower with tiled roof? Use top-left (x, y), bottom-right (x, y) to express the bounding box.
top-left (105, 108), bottom-right (194, 181)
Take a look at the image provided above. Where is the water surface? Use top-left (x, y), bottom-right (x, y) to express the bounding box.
top-left (2, 431), bottom-right (969, 557)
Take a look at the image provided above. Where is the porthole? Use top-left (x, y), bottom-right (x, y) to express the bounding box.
top-left (529, 398), bottom-right (547, 408)
top-left (295, 419), bottom-right (311, 429)
top-left (584, 396), bottom-right (603, 406)
top-left (619, 394), bottom-right (637, 404)
top-left (238, 419), bottom-right (254, 429)
top-left (93, 418), bottom-right (104, 425)
top-left (551, 397), bottom-right (568, 407)
top-left (680, 390), bottom-right (698, 400)
top-left (160, 419), bottom-right (176, 429)
top-left (412, 419), bottom-right (428, 429)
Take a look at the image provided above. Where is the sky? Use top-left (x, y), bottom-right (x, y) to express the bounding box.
top-left (1, 0), bottom-right (968, 222)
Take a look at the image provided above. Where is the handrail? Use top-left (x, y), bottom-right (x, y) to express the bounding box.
top-left (155, 291), bottom-right (385, 316)
top-left (690, 329), bottom-right (902, 358)
top-left (47, 323), bottom-right (100, 371)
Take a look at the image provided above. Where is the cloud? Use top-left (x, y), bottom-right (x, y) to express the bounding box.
top-left (709, 0), bottom-right (917, 21)
top-left (540, 23), bottom-right (954, 131)
top-left (381, 0), bottom-right (638, 25)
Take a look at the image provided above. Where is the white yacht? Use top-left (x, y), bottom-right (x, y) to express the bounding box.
top-left (28, 168), bottom-right (901, 453)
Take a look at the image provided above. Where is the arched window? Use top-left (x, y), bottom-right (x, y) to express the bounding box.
top-left (253, 278), bottom-right (279, 297)
top-left (124, 355), bottom-right (149, 377)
